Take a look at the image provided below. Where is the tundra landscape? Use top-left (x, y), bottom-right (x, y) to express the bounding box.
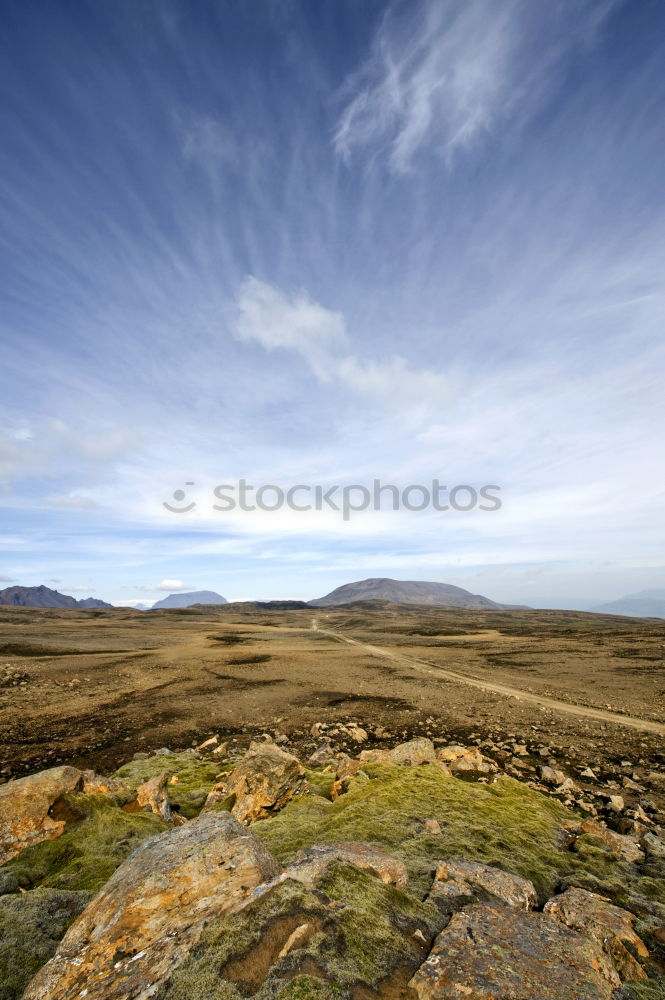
top-left (1, 600), bottom-right (665, 999)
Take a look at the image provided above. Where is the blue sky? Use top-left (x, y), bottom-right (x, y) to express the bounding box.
top-left (1, 0), bottom-right (664, 608)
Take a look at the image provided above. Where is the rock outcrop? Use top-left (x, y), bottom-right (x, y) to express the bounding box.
top-left (22, 813), bottom-right (281, 1000)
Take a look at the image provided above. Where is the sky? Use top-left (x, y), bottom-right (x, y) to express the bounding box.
top-left (1, 0), bottom-right (664, 609)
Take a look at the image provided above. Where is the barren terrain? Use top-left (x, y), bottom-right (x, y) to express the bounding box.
top-left (1, 602), bottom-right (664, 781)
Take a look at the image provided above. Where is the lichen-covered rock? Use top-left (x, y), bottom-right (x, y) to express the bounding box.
top-left (0, 766), bottom-right (84, 864)
top-left (203, 742), bottom-right (309, 823)
top-left (544, 887), bottom-right (648, 983)
top-left (409, 904), bottom-right (616, 999)
top-left (429, 859), bottom-right (537, 911)
top-left (0, 888), bottom-right (91, 1000)
top-left (21, 813), bottom-right (281, 1000)
top-left (289, 841), bottom-right (408, 889)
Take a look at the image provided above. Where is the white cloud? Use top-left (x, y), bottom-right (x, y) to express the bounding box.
top-left (334, 0), bottom-right (614, 172)
top-left (156, 579), bottom-right (191, 592)
top-left (0, 575), bottom-right (15, 583)
top-left (235, 276), bottom-right (449, 410)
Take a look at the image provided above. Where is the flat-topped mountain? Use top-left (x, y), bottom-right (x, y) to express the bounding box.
top-left (0, 585), bottom-right (111, 609)
top-left (310, 577), bottom-right (504, 609)
top-left (151, 590), bottom-right (228, 610)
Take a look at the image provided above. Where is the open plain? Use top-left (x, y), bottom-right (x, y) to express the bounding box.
top-left (1, 602), bottom-right (663, 782)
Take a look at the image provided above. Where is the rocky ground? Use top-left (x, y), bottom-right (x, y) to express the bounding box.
top-left (1, 731), bottom-right (664, 999)
top-left (1, 604), bottom-right (664, 998)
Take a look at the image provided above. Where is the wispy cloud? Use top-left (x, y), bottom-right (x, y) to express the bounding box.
top-left (156, 579), bottom-right (192, 592)
top-left (334, 0), bottom-right (615, 172)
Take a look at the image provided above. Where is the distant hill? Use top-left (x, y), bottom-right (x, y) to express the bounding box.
top-left (0, 585), bottom-right (111, 609)
top-left (151, 590), bottom-right (228, 610)
top-left (310, 577), bottom-right (504, 609)
top-left (590, 597), bottom-right (665, 619)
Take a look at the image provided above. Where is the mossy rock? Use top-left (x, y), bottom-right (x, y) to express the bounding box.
top-left (113, 754), bottom-right (228, 818)
top-left (254, 763), bottom-right (637, 900)
top-left (0, 793), bottom-right (166, 892)
top-left (157, 862), bottom-right (442, 1000)
top-left (0, 888), bottom-right (91, 1000)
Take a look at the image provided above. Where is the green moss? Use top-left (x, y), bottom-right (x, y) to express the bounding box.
top-left (1, 793), bottom-right (166, 892)
top-left (254, 763), bottom-right (634, 900)
top-left (615, 979), bottom-right (665, 1000)
top-left (0, 888), bottom-right (91, 1000)
top-left (113, 753), bottom-right (229, 819)
top-left (158, 863), bottom-right (440, 1000)
top-left (304, 768), bottom-right (335, 800)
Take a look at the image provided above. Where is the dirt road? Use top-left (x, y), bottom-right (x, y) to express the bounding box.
top-left (312, 618), bottom-right (665, 736)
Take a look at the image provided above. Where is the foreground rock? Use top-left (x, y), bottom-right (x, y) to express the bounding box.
top-left (22, 813), bottom-right (281, 1000)
top-left (158, 859), bottom-right (443, 1000)
top-left (0, 767), bottom-right (85, 864)
top-left (544, 887), bottom-right (648, 983)
top-left (409, 904), bottom-right (616, 999)
top-left (203, 742), bottom-right (309, 823)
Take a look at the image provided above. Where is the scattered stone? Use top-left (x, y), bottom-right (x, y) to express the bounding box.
top-left (423, 818), bottom-right (442, 835)
top-left (21, 814), bottom-right (281, 1000)
top-left (538, 765), bottom-right (567, 786)
top-left (307, 744), bottom-right (334, 767)
top-left (130, 773), bottom-right (175, 822)
top-left (197, 735), bottom-right (218, 751)
top-left (437, 744), bottom-right (496, 776)
top-left (331, 756), bottom-right (364, 799)
top-left (580, 767), bottom-right (598, 780)
top-left (641, 831), bottom-right (665, 859)
top-left (390, 738), bottom-right (437, 765)
top-left (346, 724), bottom-right (369, 743)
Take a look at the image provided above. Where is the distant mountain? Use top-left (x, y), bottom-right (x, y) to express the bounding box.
top-left (310, 577), bottom-right (504, 610)
top-left (0, 585), bottom-right (111, 609)
top-left (590, 597), bottom-right (665, 619)
top-left (151, 590), bottom-right (228, 610)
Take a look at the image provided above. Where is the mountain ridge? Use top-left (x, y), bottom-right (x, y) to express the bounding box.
top-left (0, 585), bottom-right (111, 609)
top-left (310, 577), bottom-right (505, 609)
top-left (151, 590), bottom-right (228, 610)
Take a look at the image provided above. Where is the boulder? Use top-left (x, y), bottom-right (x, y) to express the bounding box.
top-left (153, 861), bottom-right (444, 1000)
top-left (641, 831), bottom-right (665, 859)
top-left (429, 860), bottom-right (537, 912)
top-left (288, 841), bottom-right (409, 889)
top-left (0, 766), bottom-right (84, 864)
top-left (544, 887), bottom-right (648, 983)
top-left (578, 819), bottom-right (644, 863)
top-left (390, 738), bottom-right (437, 765)
top-left (128, 773), bottom-right (175, 822)
top-left (409, 904), bottom-right (616, 999)
top-left (203, 742), bottom-right (309, 823)
top-left (331, 756), bottom-right (364, 799)
top-left (21, 813), bottom-right (281, 1000)
top-left (538, 765), bottom-right (567, 787)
